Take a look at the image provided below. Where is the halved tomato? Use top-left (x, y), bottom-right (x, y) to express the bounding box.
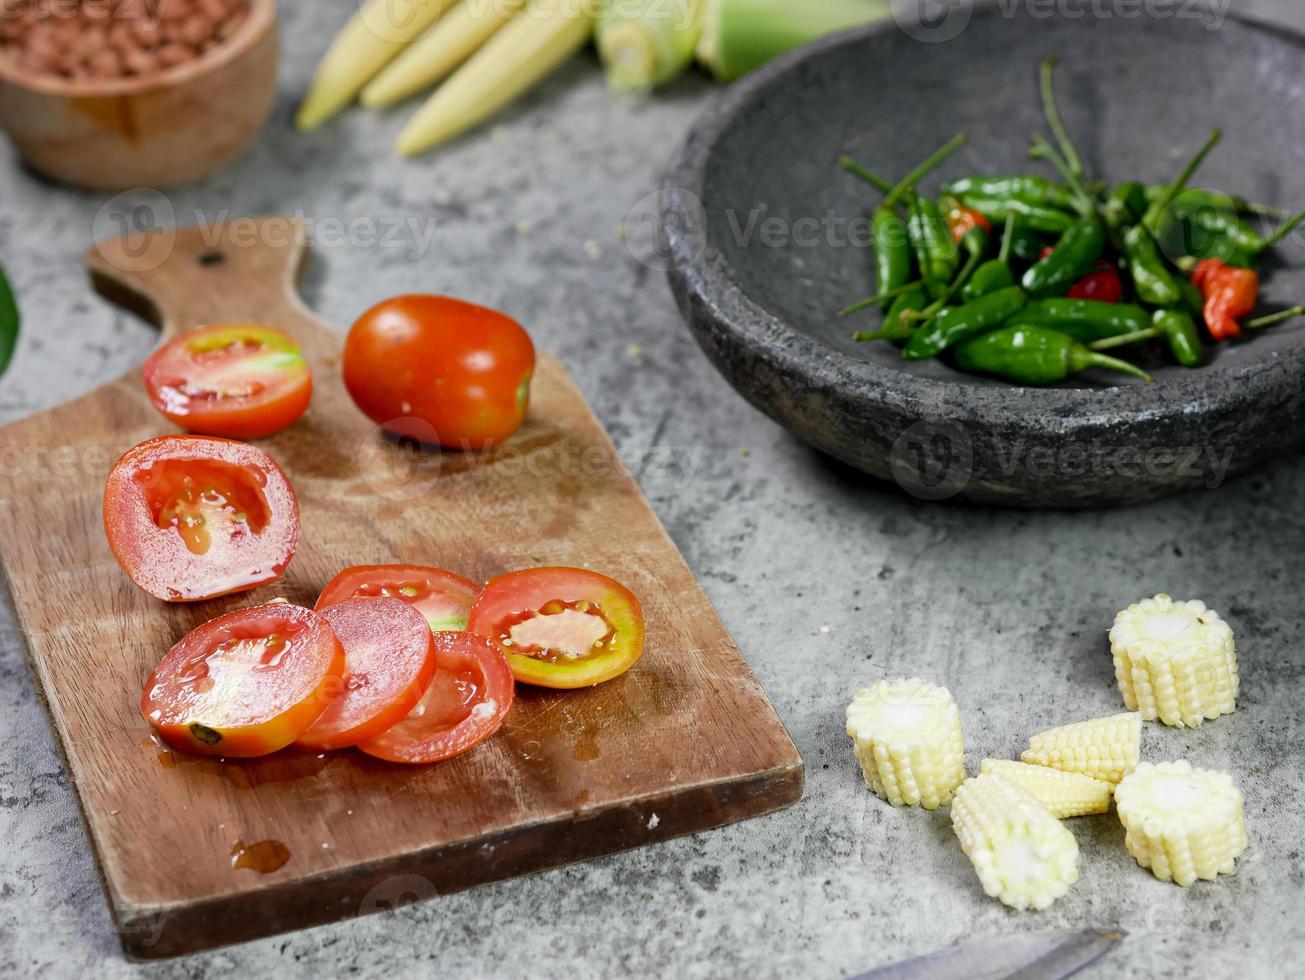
top-left (466, 567), bottom-right (644, 689)
top-left (104, 435), bottom-right (300, 602)
top-left (295, 598), bottom-right (438, 751)
top-left (142, 323), bottom-right (313, 439)
top-left (141, 602), bottom-right (344, 757)
top-left (358, 631), bottom-right (514, 764)
top-left (315, 565), bottom-right (478, 632)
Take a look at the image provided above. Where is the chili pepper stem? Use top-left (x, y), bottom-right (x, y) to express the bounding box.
top-left (906, 247), bottom-right (986, 330)
top-left (1245, 306), bottom-right (1305, 330)
top-left (1029, 135), bottom-right (1095, 214)
top-left (998, 212), bottom-right (1017, 265)
top-left (838, 156), bottom-right (893, 194)
top-left (1089, 328), bottom-right (1158, 351)
top-left (1040, 56), bottom-right (1085, 181)
top-left (1072, 347), bottom-right (1154, 382)
top-left (838, 280), bottom-right (926, 317)
top-left (884, 133), bottom-right (967, 208)
top-left (1261, 209), bottom-right (1305, 250)
top-left (839, 133), bottom-right (967, 206)
top-left (1143, 129), bottom-right (1223, 230)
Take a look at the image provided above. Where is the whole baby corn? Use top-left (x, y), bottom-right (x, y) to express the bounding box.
top-left (1114, 761), bottom-right (1247, 886)
top-left (845, 678), bottom-right (965, 809)
top-left (1109, 594), bottom-right (1238, 728)
top-left (979, 759), bottom-right (1113, 819)
top-left (1022, 712), bottom-right (1141, 784)
top-left (952, 772), bottom-right (1080, 911)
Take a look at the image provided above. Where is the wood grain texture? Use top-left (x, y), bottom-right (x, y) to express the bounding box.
top-left (0, 219), bottom-right (803, 959)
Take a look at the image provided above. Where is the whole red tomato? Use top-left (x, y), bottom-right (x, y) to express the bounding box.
top-left (343, 295), bottom-right (535, 449)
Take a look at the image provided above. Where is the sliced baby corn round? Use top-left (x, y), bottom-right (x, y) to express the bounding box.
top-left (1114, 761), bottom-right (1248, 886)
top-left (979, 759), bottom-right (1113, 819)
top-left (845, 678), bottom-right (965, 810)
top-left (1109, 594), bottom-right (1238, 728)
top-left (1021, 711), bottom-right (1141, 785)
top-left (952, 773), bottom-right (1080, 911)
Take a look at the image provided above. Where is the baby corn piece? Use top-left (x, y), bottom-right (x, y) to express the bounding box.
top-left (1114, 761), bottom-right (1248, 886)
top-left (361, 0), bottom-right (528, 109)
top-left (298, 0), bottom-right (459, 131)
top-left (1021, 712), bottom-right (1141, 784)
top-left (979, 760), bottom-right (1113, 819)
top-left (952, 773), bottom-right (1080, 911)
top-left (845, 678), bottom-right (965, 809)
top-left (1109, 594), bottom-right (1239, 728)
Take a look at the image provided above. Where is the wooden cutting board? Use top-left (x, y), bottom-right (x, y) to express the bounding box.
top-left (0, 218), bottom-right (802, 959)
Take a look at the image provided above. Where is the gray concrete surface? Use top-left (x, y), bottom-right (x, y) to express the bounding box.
top-left (1, 0), bottom-right (1301, 976)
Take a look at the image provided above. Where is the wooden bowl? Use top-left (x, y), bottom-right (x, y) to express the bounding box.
top-left (0, 0), bottom-right (278, 190)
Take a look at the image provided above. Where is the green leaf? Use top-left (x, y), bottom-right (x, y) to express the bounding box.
top-left (0, 264), bottom-right (17, 378)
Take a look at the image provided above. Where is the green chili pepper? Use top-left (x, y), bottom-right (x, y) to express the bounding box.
top-left (954, 324), bottom-right (1153, 385)
top-left (1122, 224), bottom-right (1185, 308)
top-left (870, 207), bottom-right (913, 309)
top-left (853, 285), bottom-right (930, 344)
top-left (842, 137), bottom-right (968, 309)
top-left (962, 260), bottom-right (1015, 303)
top-left (1154, 310), bottom-right (1205, 367)
top-left (1148, 186), bottom-right (1287, 219)
top-left (1006, 298), bottom-right (1151, 344)
top-left (0, 265), bottom-right (17, 378)
top-left (947, 195), bottom-right (1074, 236)
top-left (1178, 276), bottom-right (1205, 318)
top-left (940, 176), bottom-right (1079, 213)
top-left (1156, 213), bottom-right (1257, 268)
top-left (1090, 309), bottom-right (1205, 369)
top-left (961, 213), bottom-right (1017, 303)
top-left (1103, 182), bottom-right (1148, 231)
top-left (901, 286), bottom-right (1027, 361)
top-left (1021, 216), bottom-right (1106, 297)
top-left (1006, 221), bottom-right (1051, 267)
top-left (909, 195), bottom-right (959, 301)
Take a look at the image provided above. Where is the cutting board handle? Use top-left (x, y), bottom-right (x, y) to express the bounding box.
top-left (86, 216), bottom-right (323, 342)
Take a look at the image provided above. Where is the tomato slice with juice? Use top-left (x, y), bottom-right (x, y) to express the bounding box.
top-left (358, 631), bottom-right (514, 765)
top-left (295, 598), bottom-right (438, 751)
top-left (315, 564), bottom-right (478, 632)
top-left (466, 567), bottom-right (644, 689)
top-left (142, 323), bottom-right (313, 439)
top-left (141, 602), bottom-right (345, 757)
top-left (104, 436), bottom-right (300, 602)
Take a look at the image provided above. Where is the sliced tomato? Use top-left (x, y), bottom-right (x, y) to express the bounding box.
top-left (142, 323), bottom-right (313, 439)
top-left (103, 435), bottom-right (299, 602)
top-left (358, 631), bottom-right (514, 764)
top-left (295, 598), bottom-right (437, 751)
top-left (141, 602), bottom-right (344, 757)
top-left (466, 567), bottom-right (644, 689)
top-left (315, 565), bottom-right (478, 632)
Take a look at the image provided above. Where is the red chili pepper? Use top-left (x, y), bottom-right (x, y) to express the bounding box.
top-left (1067, 264), bottom-right (1124, 303)
top-left (1193, 258), bottom-right (1259, 341)
top-left (946, 205), bottom-right (991, 244)
top-left (1037, 248), bottom-right (1124, 302)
